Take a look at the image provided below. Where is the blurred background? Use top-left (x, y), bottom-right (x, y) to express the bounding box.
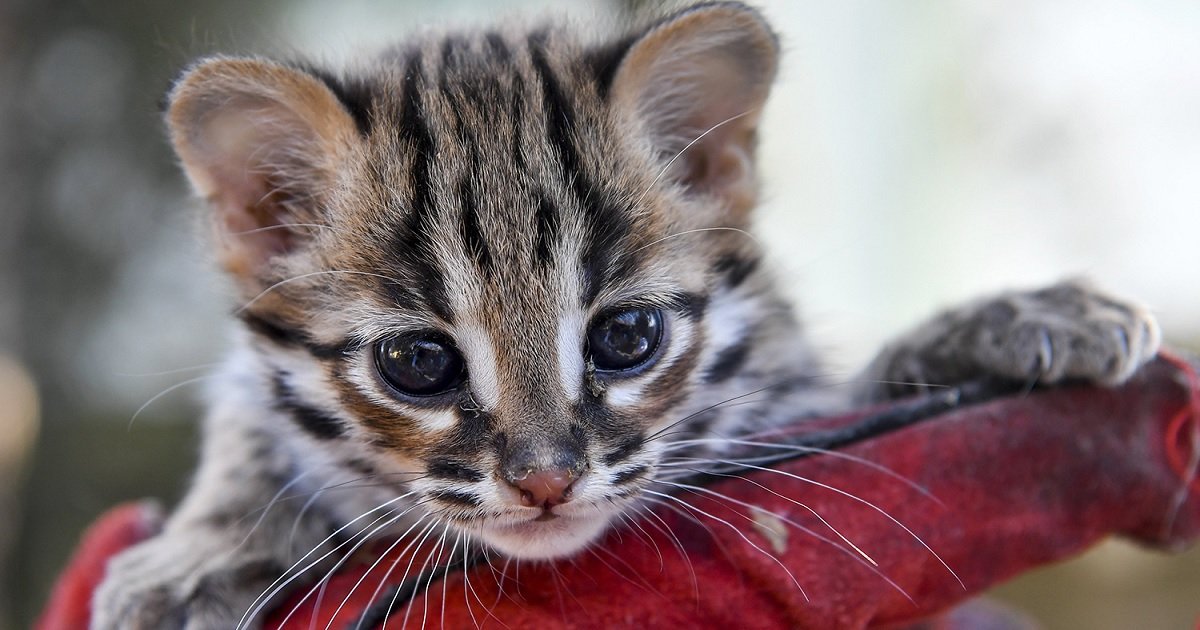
top-left (1, 0), bottom-right (1197, 628)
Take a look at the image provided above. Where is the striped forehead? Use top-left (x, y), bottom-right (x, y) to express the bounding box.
top-left (337, 32), bottom-right (674, 314)
top-left (320, 33), bottom-right (682, 410)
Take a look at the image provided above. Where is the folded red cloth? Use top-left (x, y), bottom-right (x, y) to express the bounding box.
top-left (39, 354), bottom-right (1200, 629)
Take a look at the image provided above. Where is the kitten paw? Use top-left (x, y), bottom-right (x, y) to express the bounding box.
top-left (865, 280), bottom-right (1160, 400)
top-left (91, 533), bottom-right (275, 630)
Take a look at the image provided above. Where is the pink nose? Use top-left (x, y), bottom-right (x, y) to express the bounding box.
top-left (512, 468), bottom-right (576, 508)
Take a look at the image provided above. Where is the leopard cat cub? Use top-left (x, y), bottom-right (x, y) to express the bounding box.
top-left (92, 2), bottom-right (1160, 628)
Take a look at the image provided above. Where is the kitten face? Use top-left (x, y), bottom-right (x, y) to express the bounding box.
top-left (166, 4), bottom-right (806, 558)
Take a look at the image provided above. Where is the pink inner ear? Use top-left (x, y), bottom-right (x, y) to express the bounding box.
top-left (212, 172), bottom-right (298, 274)
top-left (672, 120), bottom-right (757, 217)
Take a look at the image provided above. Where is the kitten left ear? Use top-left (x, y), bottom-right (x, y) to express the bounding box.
top-left (608, 3), bottom-right (779, 219)
top-left (164, 57), bottom-right (361, 284)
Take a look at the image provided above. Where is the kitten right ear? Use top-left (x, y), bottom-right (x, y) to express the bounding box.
top-left (165, 58), bottom-right (361, 283)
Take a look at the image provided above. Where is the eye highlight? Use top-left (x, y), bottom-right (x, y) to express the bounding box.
top-left (374, 332), bottom-right (466, 397)
top-left (587, 307), bottom-right (664, 373)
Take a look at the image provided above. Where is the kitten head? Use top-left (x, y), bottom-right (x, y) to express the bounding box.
top-left (166, 2), bottom-right (802, 559)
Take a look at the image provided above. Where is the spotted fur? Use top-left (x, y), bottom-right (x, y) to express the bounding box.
top-left (91, 3), bottom-right (1159, 628)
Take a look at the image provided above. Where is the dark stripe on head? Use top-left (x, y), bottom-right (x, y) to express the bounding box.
top-left (704, 338), bottom-right (752, 384)
top-left (301, 65), bottom-right (374, 135)
top-left (534, 192), bottom-right (560, 267)
top-left (272, 371), bottom-right (347, 440)
top-left (527, 31), bottom-right (583, 193)
top-left (459, 179), bottom-right (493, 272)
top-left (527, 32), bottom-right (635, 304)
top-left (440, 35), bottom-right (464, 70)
top-left (585, 33), bottom-right (638, 100)
top-left (509, 77), bottom-right (527, 172)
top-left (426, 458), bottom-right (484, 482)
top-left (712, 254), bottom-right (760, 289)
top-left (485, 31), bottom-right (511, 64)
top-left (389, 52), bottom-right (454, 322)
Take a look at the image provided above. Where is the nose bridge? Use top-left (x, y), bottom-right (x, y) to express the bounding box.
top-left (497, 391), bottom-right (586, 473)
top-left (481, 283), bottom-right (585, 476)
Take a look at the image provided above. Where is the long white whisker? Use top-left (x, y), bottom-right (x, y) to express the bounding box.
top-left (645, 378), bottom-right (807, 443)
top-left (329, 515), bottom-right (435, 630)
top-left (635, 110), bottom-right (753, 206)
top-left (114, 362), bottom-right (223, 377)
top-left (275, 472), bottom-right (425, 555)
top-left (615, 511), bottom-right (664, 572)
top-left (413, 528), bottom-right (451, 630)
top-left (654, 477), bottom-right (916, 601)
top-left (644, 489), bottom-right (808, 601)
top-left (230, 222), bottom-right (341, 237)
top-left (658, 478), bottom-right (877, 567)
top-left (351, 519), bottom-right (440, 630)
top-left (660, 438), bottom-right (938, 501)
top-left (384, 521), bottom-right (446, 629)
top-left (237, 493), bottom-right (415, 629)
top-left (276, 501), bottom-right (427, 629)
top-left (438, 532), bottom-right (462, 630)
top-left (691, 458), bottom-right (963, 589)
top-left (236, 471), bottom-right (312, 550)
top-left (629, 226), bottom-right (760, 256)
top-left (126, 375), bottom-right (215, 431)
top-left (235, 270), bottom-right (402, 314)
top-left (632, 502), bottom-right (699, 603)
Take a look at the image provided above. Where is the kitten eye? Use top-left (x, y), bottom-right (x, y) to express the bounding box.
top-left (587, 307), bottom-right (664, 372)
top-left (374, 333), bottom-right (465, 397)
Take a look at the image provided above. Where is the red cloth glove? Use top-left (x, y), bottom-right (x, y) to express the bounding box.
top-left (39, 354), bottom-right (1200, 629)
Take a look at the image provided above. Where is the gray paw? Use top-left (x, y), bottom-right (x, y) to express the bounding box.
top-left (865, 280), bottom-right (1160, 399)
top-left (91, 533), bottom-right (276, 630)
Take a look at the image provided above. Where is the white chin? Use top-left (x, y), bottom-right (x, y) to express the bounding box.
top-left (478, 514), bottom-right (612, 560)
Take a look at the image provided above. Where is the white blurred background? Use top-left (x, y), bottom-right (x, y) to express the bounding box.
top-left (1, 1), bottom-right (1196, 628)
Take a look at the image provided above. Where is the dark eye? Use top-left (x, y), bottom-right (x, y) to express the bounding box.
top-left (587, 307), bottom-right (664, 372)
top-left (374, 333), bottom-right (465, 397)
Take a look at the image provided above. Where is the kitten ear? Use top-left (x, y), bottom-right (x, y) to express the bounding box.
top-left (608, 3), bottom-right (778, 219)
top-left (164, 57), bottom-right (360, 282)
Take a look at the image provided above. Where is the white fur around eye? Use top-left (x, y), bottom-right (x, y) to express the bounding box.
top-left (557, 311), bottom-right (586, 400)
top-left (454, 320), bottom-right (501, 410)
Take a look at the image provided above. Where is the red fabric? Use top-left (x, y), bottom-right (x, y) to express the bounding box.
top-left (35, 503), bottom-right (161, 630)
top-left (39, 354), bottom-right (1200, 629)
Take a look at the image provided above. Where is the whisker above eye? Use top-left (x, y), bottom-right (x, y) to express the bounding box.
top-left (234, 269), bottom-right (405, 314)
top-left (635, 109), bottom-right (755, 206)
top-left (628, 226), bottom-right (761, 256)
top-left (229, 222), bottom-right (344, 237)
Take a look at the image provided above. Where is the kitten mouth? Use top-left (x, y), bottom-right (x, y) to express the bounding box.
top-left (470, 506), bottom-right (614, 560)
